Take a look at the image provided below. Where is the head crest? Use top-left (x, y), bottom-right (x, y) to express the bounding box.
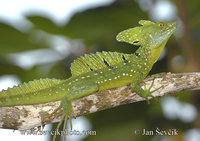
top-left (116, 26), bottom-right (142, 46)
top-left (116, 20), bottom-right (155, 46)
top-left (138, 20), bottom-right (154, 25)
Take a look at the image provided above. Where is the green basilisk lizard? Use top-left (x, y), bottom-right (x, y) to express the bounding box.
top-left (0, 20), bottom-right (177, 140)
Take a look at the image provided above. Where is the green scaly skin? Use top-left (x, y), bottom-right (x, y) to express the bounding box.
top-left (0, 20), bottom-right (177, 140)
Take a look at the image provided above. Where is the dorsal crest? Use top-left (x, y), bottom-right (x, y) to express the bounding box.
top-left (70, 51), bottom-right (132, 76)
top-left (0, 78), bottom-right (65, 98)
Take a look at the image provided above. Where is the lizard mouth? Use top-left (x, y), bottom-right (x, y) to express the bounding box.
top-left (166, 22), bottom-right (177, 34)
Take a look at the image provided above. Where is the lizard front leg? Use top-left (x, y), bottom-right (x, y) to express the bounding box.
top-left (130, 74), bottom-right (158, 103)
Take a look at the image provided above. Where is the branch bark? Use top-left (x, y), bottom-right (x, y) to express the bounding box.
top-left (0, 72), bottom-right (200, 130)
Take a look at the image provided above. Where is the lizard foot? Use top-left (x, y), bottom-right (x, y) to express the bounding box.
top-left (143, 79), bottom-right (163, 104)
top-left (52, 100), bottom-right (77, 141)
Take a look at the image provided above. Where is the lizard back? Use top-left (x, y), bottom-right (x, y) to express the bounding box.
top-left (70, 51), bottom-right (133, 76)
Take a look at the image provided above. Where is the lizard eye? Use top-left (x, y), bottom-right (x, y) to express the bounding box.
top-left (158, 23), bottom-right (164, 28)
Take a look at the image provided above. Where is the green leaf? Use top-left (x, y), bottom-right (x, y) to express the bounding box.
top-left (0, 22), bottom-right (49, 54)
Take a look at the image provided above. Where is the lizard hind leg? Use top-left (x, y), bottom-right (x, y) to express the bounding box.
top-left (61, 98), bottom-right (76, 140)
top-left (52, 114), bottom-right (65, 141)
top-left (52, 97), bottom-right (75, 141)
top-left (52, 98), bottom-right (75, 141)
top-left (53, 81), bottom-right (99, 141)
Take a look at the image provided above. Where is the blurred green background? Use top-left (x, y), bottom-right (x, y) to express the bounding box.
top-left (0, 0), bottom-right (200, 141)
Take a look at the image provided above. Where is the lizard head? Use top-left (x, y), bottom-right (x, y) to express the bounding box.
top-left (116, 20), bottom-right (177, 48)
top-left (142, 21), bottom-right (177, 49)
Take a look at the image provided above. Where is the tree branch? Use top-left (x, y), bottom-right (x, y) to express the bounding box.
top-left (0, 72), bottom-right (200, 130)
